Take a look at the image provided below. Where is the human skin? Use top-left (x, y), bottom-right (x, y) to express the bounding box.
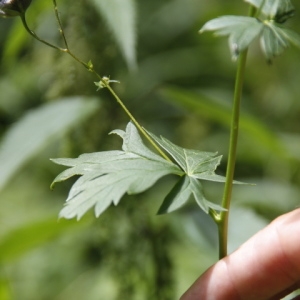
top-left (181, 208), bottom-right (300, 300)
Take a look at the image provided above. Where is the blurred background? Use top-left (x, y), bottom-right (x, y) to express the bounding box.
top-left (0, 0), bottom-right (300, 299)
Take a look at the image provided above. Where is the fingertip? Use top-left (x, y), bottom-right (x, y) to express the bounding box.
top-left (180, 209), bottom-right (300, 300)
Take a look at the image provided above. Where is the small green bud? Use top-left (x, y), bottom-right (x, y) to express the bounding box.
top-left (87, 60), bottom-right (94, 71)
top-left (0, 0), bottom-right (32, 17)
top-left (94, 76), bottom-right (120, 91)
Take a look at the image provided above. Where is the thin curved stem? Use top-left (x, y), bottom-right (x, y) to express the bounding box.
top-left (19, 1), bottom-right (171, 163)
top-left (53, 0), bottom-right (69, 49)
top-left (20, 13), bottom-right (65, 51)
top-left (105, 84), bottom-right (171, 161)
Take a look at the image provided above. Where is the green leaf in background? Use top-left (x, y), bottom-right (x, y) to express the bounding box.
top-left (91, 0), bottom-right (137, 70)
top-left (1, 20), bottom-right (29, 67)
top-left (0, 216), bottom-right (86, 263)
top-left (244, 0), bottom-right (295, 22)
top-left (159, 86), bottom-right (293, 162)
top-left (0, 97), bottom-right (100, 190)
top-left (200, 16), bottom-right (263, 60)
top-left (0, 277), bottom-right (11, 300)
top-left (51, 122), bottom-right (183, 220)
top-left (1, 0), bottom-right (53, 67)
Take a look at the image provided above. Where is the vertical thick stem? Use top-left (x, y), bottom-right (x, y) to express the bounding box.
top-left (217, 6), bottom-right (257, 259)
top-left (218, 50), bottom-right (248, 259)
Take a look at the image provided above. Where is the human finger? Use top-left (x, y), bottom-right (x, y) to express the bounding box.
top-left (181, 208), bottom-right (300, 300)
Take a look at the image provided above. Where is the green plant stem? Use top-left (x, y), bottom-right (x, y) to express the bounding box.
top-left (19, 1), bottom-right (172, 163)
top-left (20, 13), bottom-right (65, 51)
top-left (217, 49), bottom-right (248, 259)
top-left (217, 5), bottom-right (257, 260)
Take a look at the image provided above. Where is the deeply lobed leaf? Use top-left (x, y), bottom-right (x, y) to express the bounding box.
top-left (52, 122), bottom-right (230, 220)
top-left (52, 122), bottom-right (182, 219)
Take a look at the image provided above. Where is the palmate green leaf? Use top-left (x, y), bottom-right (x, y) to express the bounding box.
top-left (244, 0), bottom-right (295, 21)
top-left (200, 16), bottom-right (263, 60)
top-left (51, 122), bottom-right (183, 220)
top-left (52, 122), bottom-right (229, 220)
top-left (0, 97), bottom-right (99, 190)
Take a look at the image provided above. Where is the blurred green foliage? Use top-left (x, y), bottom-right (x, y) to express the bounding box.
top-left (0, 0), bottom-right (300, 299)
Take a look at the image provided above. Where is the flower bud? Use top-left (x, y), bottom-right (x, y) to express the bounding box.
top-left (0, 0), bottom-right (32, 17)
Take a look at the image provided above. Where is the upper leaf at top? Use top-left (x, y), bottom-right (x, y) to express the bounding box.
top-left (261, 21), bottom-right (300, 60)
top-left (244, 0), bottom-right (295, 22)
top-left (200, 16), bottom-right (264, 60)
top-left (200, 9), bottom-right (300, 61)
